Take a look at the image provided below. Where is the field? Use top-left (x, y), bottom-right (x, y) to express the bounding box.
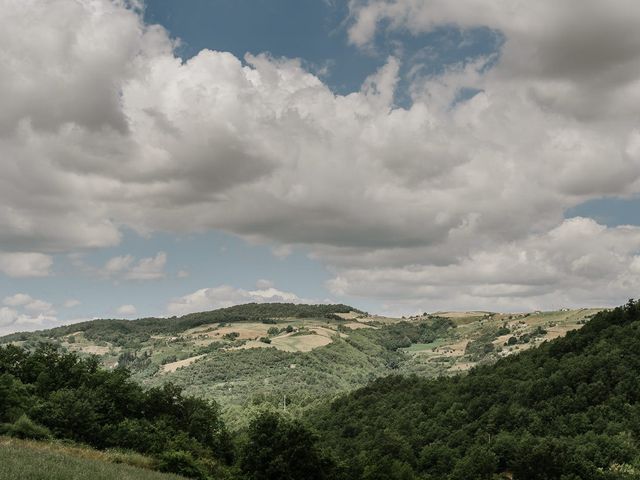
top-left (0, 437), bottom-right (185, 480)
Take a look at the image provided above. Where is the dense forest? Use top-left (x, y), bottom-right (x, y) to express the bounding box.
top-left (312, 300), bottom-right (640, 479)
top-left (2, 301), bottom-right (640, 478)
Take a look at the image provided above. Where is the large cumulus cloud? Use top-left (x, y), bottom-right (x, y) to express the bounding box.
top-left (1, 0), bottom-right (640, 312)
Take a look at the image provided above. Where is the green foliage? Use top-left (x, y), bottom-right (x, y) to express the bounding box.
top-left (2, 414), bottom-right (51, 440)
top-left (496, 326), bottom-right (510, 336)
top-left (312, 300), bottom-right (640, 479)
top-left (366, 318), bottom-right (455, 351)
top-left (240, 412), bottom-right (334, 480)
top-left (0, 373), bottom-right (29, 422)
top-left (0, 344), bottom-right (233, 477)
top-left (156, 450), bottom-right (208, 480)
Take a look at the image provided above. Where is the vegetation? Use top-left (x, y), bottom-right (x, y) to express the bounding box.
top-left (0, 344), bottom-right (233, 479)
top-left (311, 301), bottom-right (640, 479)
top-left (1, 301), bottom-right (619, 478)
top-left (0, 303), bottom-right (361, 349)
top-left (0, 436), bottom-right (187, 480)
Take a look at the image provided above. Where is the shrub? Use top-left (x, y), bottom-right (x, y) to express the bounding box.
top-left (156, 450), bottom-right (209, 479)
top-left (496, 326), bottom-right (510, 336)
top-left (5, 414), bottom-right (51, 440)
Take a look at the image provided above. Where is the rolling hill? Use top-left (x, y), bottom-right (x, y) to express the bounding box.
top-left (0, 303), bottom-right (598, 427)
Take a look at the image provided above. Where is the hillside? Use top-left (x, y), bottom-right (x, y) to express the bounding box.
top-left (2, 301), bottom-right (637, 479)
top-left (310, 301), bottom-right (640, 479)
top-left (0, 304), bottom-right (598, 426)
top-left (0, 437), bottom-right (187, 480)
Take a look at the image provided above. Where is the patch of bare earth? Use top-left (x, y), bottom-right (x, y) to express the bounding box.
top-left (161, 354), bottom-right (206, 373)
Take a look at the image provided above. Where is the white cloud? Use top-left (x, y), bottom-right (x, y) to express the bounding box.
top-left (24, 299), bottom-right (54, 314)
top-left (256, 279), bottom-right (274, 289)
top-left (103, 255), bottom-right (135, 274)
top-left (101, 252), bottom-right (166, 280)
top-left (328, 218), bottom-right (640, 313)
top-left (1, 0), bottom-right (640, 310)
top-left (116, 304), bottom-right (137, 316)
top-left (0, 293), bottom-right (58, 335)
top-left (3, 293), bottom-right (54, 315)
top-left (124, 252), bottom-right (167, 280)
top-left (3, 293), bottom-right (34, 307)
top-left (177, 269), bottom-right (189, 278)
top-left (64, 299), bottom-right (81, 308)
top-left (166, 284), bottom-right (314, 316)
top-left (0, 253), bottom-right (52, 278)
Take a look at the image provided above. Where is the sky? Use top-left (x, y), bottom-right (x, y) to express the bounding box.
top-left (2, 0), bottom-right (640, 334)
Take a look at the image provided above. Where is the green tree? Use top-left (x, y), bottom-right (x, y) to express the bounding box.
top-left (240, 412), bottom-right (334, 480)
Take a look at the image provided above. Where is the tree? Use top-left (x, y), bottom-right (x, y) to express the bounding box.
top-left (240, 412), bottom-right (334, 480)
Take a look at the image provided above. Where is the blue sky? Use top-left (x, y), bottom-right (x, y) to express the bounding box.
top-left (2, 0), bottom-right (640, 333)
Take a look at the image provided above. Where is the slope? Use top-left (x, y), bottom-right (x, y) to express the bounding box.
top-left (311, 301), bottom-right (640, 479)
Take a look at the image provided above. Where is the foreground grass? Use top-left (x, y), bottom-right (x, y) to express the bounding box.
top-left (0, 437), bottom-right (186, 480)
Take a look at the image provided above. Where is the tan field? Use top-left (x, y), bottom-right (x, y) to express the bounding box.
top-left (232, 326), bottom-right (338, 353)
top-left (161, 354), bottom-right (206, 373)
top-left (342, 321), bottom-right (375, 330)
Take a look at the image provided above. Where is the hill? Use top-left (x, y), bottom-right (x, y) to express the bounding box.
top-left (309, 301), bottom-right (640, 479)
top-left (0, 304), bottom-right (598, 427)
top-left (2, 301), bottom-right (636, 479)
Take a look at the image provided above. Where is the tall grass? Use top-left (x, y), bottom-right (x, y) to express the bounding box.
top-left (0, 437), bottom-right (186, 480)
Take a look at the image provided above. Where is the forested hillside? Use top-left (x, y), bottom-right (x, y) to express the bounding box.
top-left (2, 302), bottom-right (639, 479)
top-left (311, 300), bottom-right (640, 479)
top-left (1, 304), bottom-right (596, 431)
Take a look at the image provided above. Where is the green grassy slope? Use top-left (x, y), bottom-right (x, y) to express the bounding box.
top-left (0, 437), bottom-right (186, 480)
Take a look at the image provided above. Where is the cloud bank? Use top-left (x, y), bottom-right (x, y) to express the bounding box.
top-left (1, 0), bottom-right (640, 313)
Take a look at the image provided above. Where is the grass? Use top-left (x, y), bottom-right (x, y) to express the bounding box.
top-left (401, 338), bottom-right (446, 353)
top-left (0, 437), bottom-right (186, 480)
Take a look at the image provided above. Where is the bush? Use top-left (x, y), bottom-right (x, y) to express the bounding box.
top-left (259, 337), bottom-right (271, 344)
top-left (156, 450), bottom-right (209, 480)
top-left (496, 326), bottom-right (510, 336)
top-left (4, 414), bottom-right (51, 440)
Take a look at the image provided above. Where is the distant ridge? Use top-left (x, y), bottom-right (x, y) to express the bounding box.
top-left (0, 303), bottom-right (362, 343)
